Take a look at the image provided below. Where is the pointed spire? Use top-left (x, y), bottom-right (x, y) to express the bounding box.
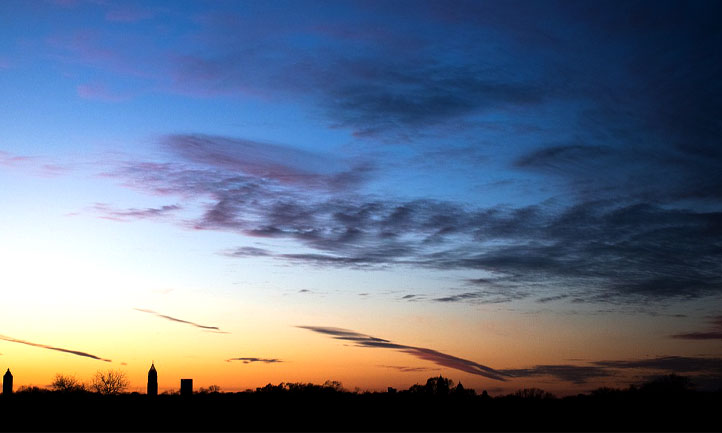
top-left (3, 369), bottom-right (12, 394)
top-left (147, 362), bottom-right (158, 396)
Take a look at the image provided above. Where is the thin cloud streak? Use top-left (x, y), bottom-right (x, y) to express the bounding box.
top-left (93, 203), bottom-right (181, 222)
top-left (226, 357), bottom-right (282, 364)
top-left (379, 365), bottom-right (440, 373)
top-left (298, 326), bottom-right (507, 381)
top-left (670, 316), bottom-right (722, 341)
top-left (504, 355), bottom-right (722, 385)
top-left (0, 334), bottom-right (111, 362)
top-left (134, 308), bottom-right (226, 332)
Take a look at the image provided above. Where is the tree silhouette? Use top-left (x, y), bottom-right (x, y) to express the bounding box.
top-left (91, 370), bottom-right (129, 395)
top-left (409, 375), bottom-right (455, 395)
top-left (639, 374), bottom-right (694, 393)
top-left (512, 388), bottom-right (556, 400)
top-left (50, 374), bottom-right (85, 392)
top-left (198, 384), bottom-right (221, 394)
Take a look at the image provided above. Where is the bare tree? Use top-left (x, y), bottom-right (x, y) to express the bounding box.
top-left (50, 374), bottom-right (85, 392)
top-left (198, 384), bottom-right (222, 394)
top-left (91, 369), bottom-right (129, 395)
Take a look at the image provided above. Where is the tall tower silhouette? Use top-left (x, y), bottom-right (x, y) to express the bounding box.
top-left (147, 363), bottom-right (158, 396)
top-left (3, 369), bottom-right (12, 394)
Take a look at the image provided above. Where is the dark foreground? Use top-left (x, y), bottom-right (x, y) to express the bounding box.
top-left (1, 388), bottom-right (719, 431)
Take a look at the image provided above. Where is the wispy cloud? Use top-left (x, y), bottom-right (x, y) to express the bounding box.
top-left (500, 364), bottom-right (611, 385)
top-left (106, 138), bottom-right (722, 305)
top-left (77, 82), bottom-right (130, 102)
top-left (298, 326), bottom-right (507, 381)
top-left (504, 355), bottom-right (722, 386)
top-left (0, 150), bottom-right (72, 177)
top-left (226, 357), bottom-right (282, 364)
top-left (134, 308), bottom-right (226, 333)
top-left (593, 355), bottom-right (722, 375)
top-left (161, 134), bottom-right (373, 191)
top-left (93, 203), bottom-right (181, 222)
top-left (0, 334), bottom-right (111, 362)
top-left (83, 0), bottom-right (722, 307)
top-left (379, 365), bottom-right (440, 373)
top-left (670, 316), bottom-right (722, 341)
top-left (105, 5), bottom-right (156, 22)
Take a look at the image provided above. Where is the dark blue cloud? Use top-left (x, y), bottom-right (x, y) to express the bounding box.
top-left (108, 133), bottom-right (722, 305)
top-left (92, 1), bottom-right (722, 307)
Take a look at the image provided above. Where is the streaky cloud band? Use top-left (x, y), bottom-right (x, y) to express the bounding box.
top-left (0, 334), bottom-right (111, 362)
top-left (134, 308), bottom-right (226, 332)
top-left (298, 326), bottom-right (508, 381)
top-left (226, 357), bottom-right (283, 364)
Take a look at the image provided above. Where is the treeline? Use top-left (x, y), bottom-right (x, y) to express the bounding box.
top-left (1, 374), bottom-right (719, 431)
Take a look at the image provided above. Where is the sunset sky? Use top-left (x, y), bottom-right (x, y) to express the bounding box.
top-left (1, 0), bottom-right (721, 395)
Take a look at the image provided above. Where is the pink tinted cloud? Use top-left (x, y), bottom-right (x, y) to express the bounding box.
top-left (105, 5), bottom-right (155, 22)
top-left (77, 82), bottom-right (130, 102)
top-left (92, 203), bottom-right (181, 222)
top-left (47, 0), bottom-right (81, 7)
top-left (0, 150), bottom-right (73, 177)
top-left (0, 150), bottom-right (33, 167)
top-left (47, 30), bottom-right (155, 78)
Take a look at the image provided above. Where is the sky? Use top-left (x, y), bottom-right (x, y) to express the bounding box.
top-left (1, 0), bottom-right (721, 395)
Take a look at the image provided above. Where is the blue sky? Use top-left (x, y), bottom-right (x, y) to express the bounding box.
top-left (1, 0), bottom-right (721, 393)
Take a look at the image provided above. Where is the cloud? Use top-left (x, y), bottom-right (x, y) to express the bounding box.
top-left (0, 151), bottom-right (33, 167)
top-left (93, 203), bottom-right (181, 221)
top-left (671, 332), bottom-right (722, 341)
top-left (0, 150), bottom-right (72, 176)
top-left (298, 326), bottom-right (507, 381)
top-left (433, 289), bottom-right (528, 304)
top-left (226, 357), bottom-right (282, 364)
top-left (225, 247), bottom-right (272, 257)
top-left (107, 140), bottom-right (722, 305)
top-left (593, 356), bottom-right (722, 375)
top-left (379, 365), bottom-right (440, 373)
top-left (160, 134), bottom-right (373, 191)
top-left (514, 144), bottom-right (612, 171)
top-left (500, 365), bottom-right (612, 384)
top-left (134, 308), bottom-right (226, 333)
top-left (536, 295), bottom-right (571, 304)
top-left (501, 355), bottom-right (722, 386)
top-left (0, 334), bottom-right (111, 362)
top-left (77, 83), bottom-right (130, 102)
top-left (670, 316), bottom-right (722, 341)
top-left (105, 5), bottom-right (156, 22)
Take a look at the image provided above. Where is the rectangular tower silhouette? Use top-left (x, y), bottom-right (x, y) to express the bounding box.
top-left (180, 378), bottom-right (193, 396)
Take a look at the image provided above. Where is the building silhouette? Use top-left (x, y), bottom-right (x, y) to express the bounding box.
top-left (147, 363), bottom-right (157, 396)
top-left (180, 378), bottom-right (193, 396)
top-left (3, 369), bottom-right (12, 394)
